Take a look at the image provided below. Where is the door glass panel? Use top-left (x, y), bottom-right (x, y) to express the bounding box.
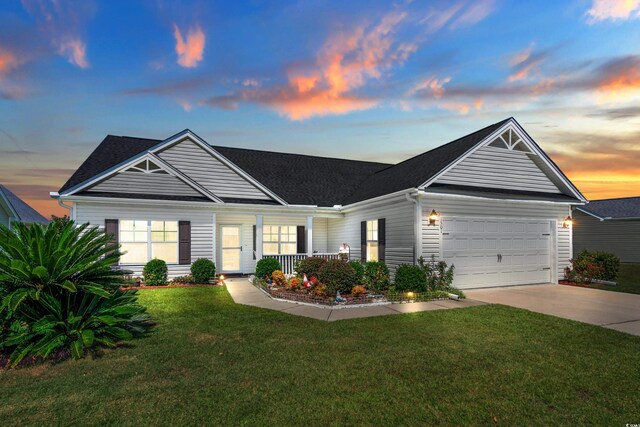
top-left (221, 226), bottom-right (241, 271)
top-left (222, 249), bottom-right (241, 271)
top-left (222, 227), bottom-right (240, 247)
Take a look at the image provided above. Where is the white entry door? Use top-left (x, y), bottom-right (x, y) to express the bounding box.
top-left (441, 218), bottom-right (552, 289)
top-left (221, 225), bottom-right (242, 273)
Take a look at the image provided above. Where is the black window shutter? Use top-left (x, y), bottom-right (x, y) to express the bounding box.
top-left (253, 225), bottom-right (257, 260)
top-left (105, 219), bottom-right (119, 265)
top-left (178, 221), bottom-right (191, 265)
top-left (297, 226), bottom-right (306, 254)
top-left (378, 218), bottom-right (386, 262)
top-left (361, 221), bottom-right (366, 262)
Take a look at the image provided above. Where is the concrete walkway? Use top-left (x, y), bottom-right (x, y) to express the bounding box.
top-left (225, 279), bottom-right (484, 322)
top-left (466, 284), bottom-right (640, 336)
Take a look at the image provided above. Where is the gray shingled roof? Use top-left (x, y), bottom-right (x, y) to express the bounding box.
top-left (578, 197), bottom-right (640, 219)
top-left (59, 118), bottom-right (572, 206)
top-left (0, 185), bottom-right (49, 224)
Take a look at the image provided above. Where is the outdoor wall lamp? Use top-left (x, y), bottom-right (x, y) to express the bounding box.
top-left (563, 216), bottom-right (573, 228)
top-left (428, 209), bottom-right (439, 226)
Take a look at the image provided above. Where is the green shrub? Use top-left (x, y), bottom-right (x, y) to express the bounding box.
top-left (394, 264), bottom-right (427, 292)
top-left (575, 250), bottom-right (620, 281)
top-left (0, 219), bottom-right (152, 367)
top-left (418, 255), bottom-right (455, 291)
top-left (191, 258), bottom-right (216, 284)
top-left (295, 257), bottom-right (327, 278)
top-left (348, 260), bottom-right (365, 283)
top-left (318, 260), bottom-right (357, 295)
top-left (256, 257), bottom-right (282, 279)
top-left (363, 261), bottom-right (390, 292)
top-left (143, 259), bottom-right (168, 286)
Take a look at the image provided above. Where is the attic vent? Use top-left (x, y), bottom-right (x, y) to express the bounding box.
top-left (487, 129), bottom-right (533, 154)
top-left (127, 159), bottom-right (169, 174)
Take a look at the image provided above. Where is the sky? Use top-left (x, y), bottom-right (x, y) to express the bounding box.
top-left (1, 0), bottom-right (639, 218)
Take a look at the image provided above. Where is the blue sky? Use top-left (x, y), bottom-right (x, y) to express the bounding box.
top-left (1, 0), bottom-right (639, 216)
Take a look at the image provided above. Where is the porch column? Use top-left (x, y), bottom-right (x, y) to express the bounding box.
top-left (306, 215), bottom-right (313, 256)
top-left (212, 213), bottom-right (217, 265)
top-left (256, 214), bottom-right (263, 260)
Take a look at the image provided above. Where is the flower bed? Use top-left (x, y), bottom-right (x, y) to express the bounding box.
top-left (252, 276), bottom-right (455, 307)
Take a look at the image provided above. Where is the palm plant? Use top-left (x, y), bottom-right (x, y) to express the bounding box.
top-left (0, 218), bottom-right (152, 367)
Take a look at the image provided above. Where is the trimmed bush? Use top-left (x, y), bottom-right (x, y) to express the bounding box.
top-left (256, 257), bottom-right (282, 279)
top-left (363, 261), bottom-right (390, 292)
top-left (143, 259), bottom-right (168, 286)
top-left (318, 260), bottom-right (358, 295)
top-left (296, 256), bottom-right (327, 278)
top-left (394, 264), bottom-right (427, 292)
top-left (575, 250), bottom-right (620, 281)
top-left (191, 258), bottom-right (216, 284)
top-left (348, 260), bottom-right (365, 283)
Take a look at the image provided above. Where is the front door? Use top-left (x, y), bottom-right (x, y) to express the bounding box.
top-left (221, 225), bottom-right (242, 273)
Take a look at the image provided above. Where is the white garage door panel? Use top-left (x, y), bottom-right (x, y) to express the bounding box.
top-left (442, 218), bottom-right (551, 289)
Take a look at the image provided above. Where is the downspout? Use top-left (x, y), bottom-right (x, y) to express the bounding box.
top-left (57, 199), bottom-right (74, 221)
top-left (405, 191), bottom-right (421, 265)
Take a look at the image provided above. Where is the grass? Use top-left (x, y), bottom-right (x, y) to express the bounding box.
top-left (590, 263), bottom-right (640, 294)
top-left (2, 287), bottom-right (639, 426)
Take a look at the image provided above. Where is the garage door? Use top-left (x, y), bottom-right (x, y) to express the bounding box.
top-left (441, 218), bottom-right (551, 289)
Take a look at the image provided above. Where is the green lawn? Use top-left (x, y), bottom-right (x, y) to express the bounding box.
top-left (2, 287), bottom-right (639, 426)
top-left (591, 263), bottom-right (640, 294)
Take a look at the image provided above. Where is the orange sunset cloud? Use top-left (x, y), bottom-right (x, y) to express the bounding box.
top-left (173, 24), bottom-right (205, 68)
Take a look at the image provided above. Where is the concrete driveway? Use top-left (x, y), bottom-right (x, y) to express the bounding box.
top-left (466, 284), bottom-right (640, 336)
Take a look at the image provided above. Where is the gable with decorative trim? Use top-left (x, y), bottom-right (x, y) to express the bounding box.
top-left (86, 158), bottom-right (206, 198)
top-left (157, 139), bottom-right (274, 201)
top-left (433, 124), bottom-right (563, 194)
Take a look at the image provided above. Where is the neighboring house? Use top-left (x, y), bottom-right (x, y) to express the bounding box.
top-left (52, 117), bottom-right (587, 289)
top-left (0, 185), bottom-right (49, 229)
top-left (573, 197), bottom-right (640, 263)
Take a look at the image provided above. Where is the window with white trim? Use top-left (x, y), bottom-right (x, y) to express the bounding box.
top-left (120, 220), bottom-right (178, 264)
top-left (366, 219), bottom-right (378, 262)
top-left (262, 225), bottom-right (297, 255)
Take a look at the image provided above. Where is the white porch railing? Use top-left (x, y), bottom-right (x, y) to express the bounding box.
top-left (263, 253), bottom-right (344, 275)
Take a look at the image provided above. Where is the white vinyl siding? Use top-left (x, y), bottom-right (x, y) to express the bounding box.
top-left (158, 140), bottom-right (272, 200)
top-left (435, 146), bottom-right (561, 194)
top-left (420, 194), bottom-right (572, 284)
top-left (328, 195), bottom-right (415, 276)
top-left (87, 171), bottom-right (203, 197)
top-left (573, 210), bottom-right (640, 263)
top-left (75, 202), bottom-right (214, 278)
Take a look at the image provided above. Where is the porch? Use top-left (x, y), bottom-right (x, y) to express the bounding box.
top-left (214, 212), bottom-right (345, 275)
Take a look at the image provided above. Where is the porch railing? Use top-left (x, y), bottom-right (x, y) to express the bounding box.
top-left (263, 253), bottom-right (344, 275)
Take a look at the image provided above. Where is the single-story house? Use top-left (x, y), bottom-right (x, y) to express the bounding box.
top-left (573, 197), bottom-right (640, 263)
top-left (0, 184), bottom-right (49, 229)
top-left (51, 117), bottom-right (586, 289)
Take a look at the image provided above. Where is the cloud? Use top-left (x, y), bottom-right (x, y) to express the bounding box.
top-left (545, 129), bottom-right (640, 199)
top-left (21, 0), bottom-right (94, 68)
top-left (0, 49), bottom-right (21, 76)
top-left (593, 55), bottom-right (640, 101)
top-left (57, 38), bottom-right (89, 69)
top-left (450, 0), bottom-right (496, 29)
top-left (587, 106), bottom-right (640, 119)
top-left (586, 0), bottom-right (640, 22)
top-left (173, 24), bottom-right (205, 68)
